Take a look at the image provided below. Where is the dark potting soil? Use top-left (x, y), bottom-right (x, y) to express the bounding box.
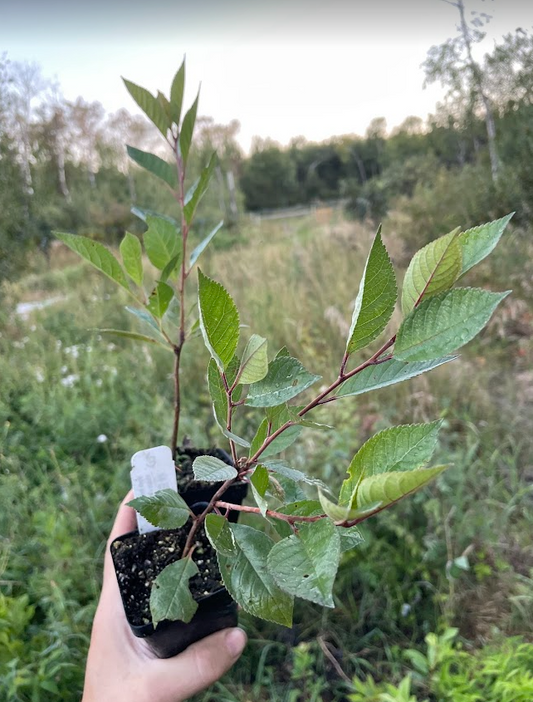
top-left (175, 446), bottom-right (233, 494)
top-left (112, 524), bottom-right (222, 627)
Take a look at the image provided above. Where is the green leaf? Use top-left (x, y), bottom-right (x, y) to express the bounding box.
top-left (246, 356), bottom-right (320, 408)
top-left (192, 455), bottom-right (237, 482)
top-left (190, 221), bottom-right (223, 268)
top-left (150, 558), bottom-right (198, 627)
top-left (144, 216), bottom-right (181, 271)
top-left (239, 334), bottom-right (269, 385)
top-left (157, 91), bottom-right (171, 121)
top-left (356, 465), bottom-right (448, 511)
top-left (395, 288), bottom-right (510, 362)
top-left (128, 489), bottom-right (190, 529)
top-left (127, 145), bottom-right (177, 189)
top-left (123, 78), bottom-right (170, 136)
top-left (198, 269), bottom-right (240, 370)
top-left (251, 422), bottom-right (302, 460)
top-left (184, 152), bottom-right (217, 225)
top-left (346, 225), bottom-right (397, 354)
top-left (160, 252), bottom-right (182, 283)
top-left (339, 525), bottom-right (364, 553)
top-left (146, 282), bottom-right (174, 319)
top-left (54, 232), bottom-right (129, 291)
top-left (179, 90), bottom-right (199, 166)
top-left (250, 464), bottom-right (270, 516)
top-left (125, 306), bottom-right (162, 334)
top-left (318, 490), bottom-right (382, 524)
top-left (275, 346), bottom-right (290, 358)
top-left (205, 513), bottom-right (236, 558)
top-left (131, 207), bottom-right (179, 227)
top-left (458, 213), bottom-right (513, 276)
top-left (261, 458), bottom-right (327, 489)
top-left (170, 59), bottom-right (185, 125)
top-left (217, 523), bottom-right (293, 626)
top-left (339, 421), bottom-right (442, 507)
top-left (336, 356), bottom-right (456, 398)
top-left (207, 358), bottom-right (227, 428)
top-left (97, 328), bottom-right (172, 350)
top-left (401, 228), bottom-right (462, 314)
top-left (119, 232), bottom-right (143, 286)
top-left (267, 519), bottom-right (340, 607)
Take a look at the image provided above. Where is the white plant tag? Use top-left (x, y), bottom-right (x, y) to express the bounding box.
top-left (130, 445), bottom-right (178, 534)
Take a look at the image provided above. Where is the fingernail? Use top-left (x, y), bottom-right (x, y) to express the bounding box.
top-left (225, 627), bottom-right (246, 657)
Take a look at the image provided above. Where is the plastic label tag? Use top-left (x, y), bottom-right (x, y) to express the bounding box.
top-left (130, 445), bottom-right (178, 534)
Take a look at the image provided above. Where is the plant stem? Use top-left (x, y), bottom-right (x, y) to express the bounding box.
top-left (222, 372), bottom-right (239, 467)
top-left (247, 335), bottom-right (396, 466)
top-left (182, 479), bottom-right (235, 557)
top-left (170, 346), bottom-right (181, 459)
top-left (215, 500), bottom-right (326, 524)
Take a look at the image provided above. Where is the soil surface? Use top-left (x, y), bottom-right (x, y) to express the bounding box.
top-left (112, 524), bottom-right (222, 627)
top-left (175, 446), bottom-right (233, 494)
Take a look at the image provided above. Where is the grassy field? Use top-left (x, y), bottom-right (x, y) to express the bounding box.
top-left (1, 210), bottom-right (533, 701)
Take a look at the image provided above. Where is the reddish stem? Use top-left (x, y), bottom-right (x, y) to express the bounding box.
top-left (215, 500), bottom-right (326, 524)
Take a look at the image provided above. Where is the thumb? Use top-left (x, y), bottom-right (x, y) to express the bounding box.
top-left (153, 627), bottom-right (247, 700)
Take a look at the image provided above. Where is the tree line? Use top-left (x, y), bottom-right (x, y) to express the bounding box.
top-left (1, 13), bottom-right (532, 283)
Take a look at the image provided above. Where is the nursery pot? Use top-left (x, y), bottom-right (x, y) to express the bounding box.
top-left (175, 446), bottom-right (248, 519)
top-left (111, 503), bottom-right (238, 659)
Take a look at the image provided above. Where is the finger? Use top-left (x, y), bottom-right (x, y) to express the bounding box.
top-left (154, 627), bottom-right (247, 700)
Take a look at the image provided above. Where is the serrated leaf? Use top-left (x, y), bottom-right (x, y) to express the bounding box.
top-left (146, 282), bottom-right (174, 319)
top-left (339, 421), bottom-right (442, 507)
top-left (205, 513), bottom-right (236, 558)
top-left (179, 90), bottom-right (199, 166)
top-left (336, 356), bottom-right (456, 398)
top-left (184, 152), bottom-right (217, 225)
top-left (207, 358), bottom-right (227, 428)
top-left (123, 78), bottom-right (170, 136)
top-left (275, 346), bottom-right (290, 358)
top-left (239, 334), bottom-right (268, 385)
top-left (119, 232), bottom-right (143, 286)
top-left (356, 465), bottom-right (447, 511)
top-left (401, 228), bottom-right (462, 314)
top-left (127, 145), bottom-right (177, 189)
top-left (198, 269), bottom-right (240, 370)
top-left (261, 458), bottom-right (327, 489)
top-left (395, 288), bottom-right (510, 362)
top-left (170, 59), bottom-right (185, 125)
top-left (217, 523), bottom-right (293, 626)
top-left (97, 328), bottom-right (172, 350)
top-left (346, 225), bottom-right (397, 354)
top-left (189, 221), bottom-right (223, 268)
top-left (54, 232), bottom-right (130, 291)
top-left (246, 356), bottom-right (320, 408)
top-left (267, 519), bottom-right (340, 607)
top-left (192, 455), bottom-right (237, 482)
top-left (250, 464), bottom-right (270, 516)
top-left (128, 489), bottom-right (190, 529)
top-left (144, 216), bottom-right (181, 271)
top-left (150, 558), bottom-right (198, 627)
top-left (458, 213), bottom-right (513, 276)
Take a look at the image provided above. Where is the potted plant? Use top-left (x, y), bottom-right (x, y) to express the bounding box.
top-left (54, 59), bottom-right (513, 659)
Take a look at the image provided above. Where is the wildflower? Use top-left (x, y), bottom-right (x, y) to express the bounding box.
top-left (96, 434), bottom-right (108, 444)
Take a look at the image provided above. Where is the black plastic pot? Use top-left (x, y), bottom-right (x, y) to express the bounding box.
top-left (175, 446), bottom-right (248, 520)
top-left (111, 505), bottom-right (238, 659)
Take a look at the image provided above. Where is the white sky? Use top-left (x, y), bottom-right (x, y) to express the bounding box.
top-left (2, 0), bottom-right (532, 152)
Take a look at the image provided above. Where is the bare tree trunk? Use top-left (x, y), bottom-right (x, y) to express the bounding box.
top-left (56, 143), bottom-right (70, 201)
top-left (457, 0), bottom-right (499, 182)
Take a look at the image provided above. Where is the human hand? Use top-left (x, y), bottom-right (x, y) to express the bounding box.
top-left (82, 492), bottom-right (247, 702)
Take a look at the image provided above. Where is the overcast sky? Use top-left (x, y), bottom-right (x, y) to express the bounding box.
top-left (2, 0), bottom-right (532, 151)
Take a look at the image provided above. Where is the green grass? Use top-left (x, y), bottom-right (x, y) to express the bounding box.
top-left (1, 213), bottom-right (532, 700)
